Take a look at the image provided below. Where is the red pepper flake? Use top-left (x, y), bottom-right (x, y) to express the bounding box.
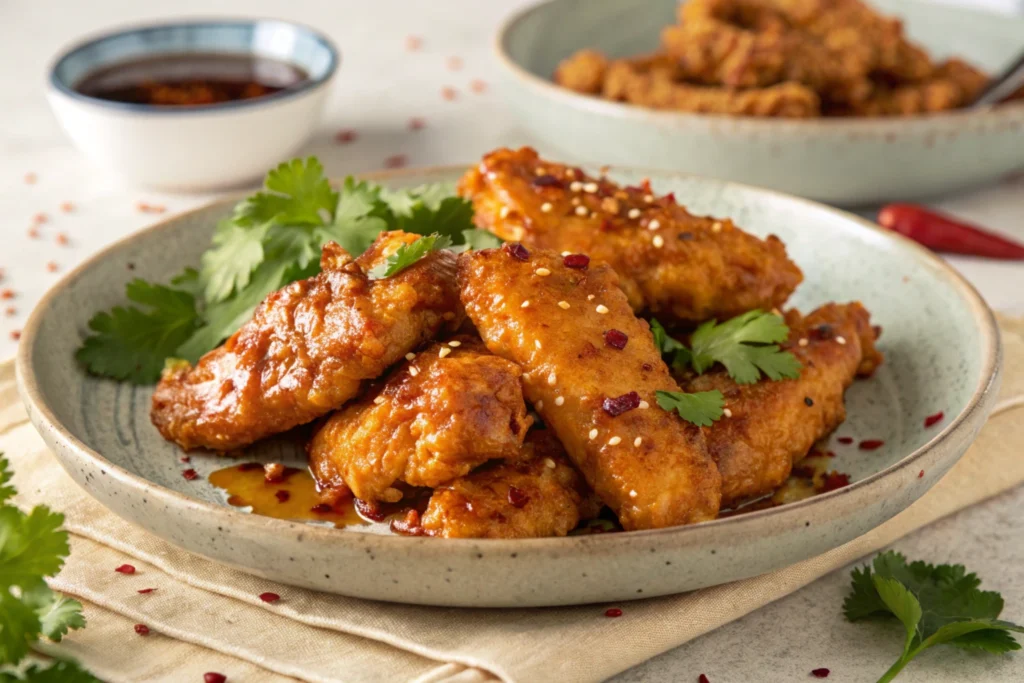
top-left (137, 588), bottom-right (157, 594)
top-left (355, 498), bottom-right (386, 521)
top-left (237, 462), bottom-right (263, 472)
top-left (821, 472), bottom-right (850, 492)
top-left (33, 212), bottom-right (48, 224)
top-left (837, 436), bottom-right (854, 445)
top-left (27, 228), bottom-right (39, 239)
top-left (447, 56), bottom-right (463, 71)
top-left (924, 411), bottom-right (944, 428)
top-left (408, 117), bottom-right (426, 131)
top-left (182, 468), bottom-right (199, 481)
top-left (9, 330), bottom-right (21, 341)
top-left (56, 233), bottom-right (69, 246)
top-left (507, 486), bottom-right (530, 508)
top-left (604, 329), bottom-right (628, 350)
top-left (60, 201), bottom-right (74, 213)
top-left (275, 490), bottom-right (290, 503)
top-left (918, 470), bottom-right (925, 478)
top-left (503, 242), bottom-right (530, 261)
top-left (664, 192), bottom-right (676, 204)
top-left (698, 676), bottom-right (711, 683)
top-left (259, 592), bottom-right (280, 603)
top-left (134, 624), bottom-right (150, 636)
top-left (531, 174), bottom-right (563, 188)
top-left (204, 674), bottom-right (227, 683)
top-left (24, 172), bottom-right (37, 184)
top-left (310, 502), bottom-right (333, 514)
top-left (441, 86), bottom-right (458, 101)
top-left (0, 289), bottom-right (14, 300)
top-left (180, 456), bottom-right (191, 463)
top-left (469, 79), bottom-right (488, 94)
top-left (335, 129), bottom-right (357, 144)
top-left (604, 607), bottom-right (623, 617)
top-left (136, 202), bottom-right (166, 214)
top-left (4, 307), bottom-right (15, 317)
top-left (384, 154), bottom-right (407, 169)
top-left (563, 253), bottom-right (590, 269)
top-left (405, 35), bottom-right (422, 51)
top-left (858, 439), bottom-right (885, 451)
top-left (115, 564), bottom-right (136, 574)
top-left (603, 391), bottom-right (642, 417)
top-left (811, 668), bottom-right (830, 678)
top-left (46, 261), bottom-right (59, 273)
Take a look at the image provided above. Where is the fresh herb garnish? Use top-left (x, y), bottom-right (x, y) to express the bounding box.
top-left (368, 234), bottom-right (453, 279)
top-left (76, 157), bottom-right (499, 384)
top-left (654, 390), bottom-right (724, 427)
top-left (0, 454), bottom-right (94, 680)
top-left (844, 551), bottom-right (1024, 683)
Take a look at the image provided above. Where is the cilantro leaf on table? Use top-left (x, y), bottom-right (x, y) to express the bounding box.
top-left (654, 390), bottom-right (724, 427)
top-left (844, 551), bottom-right (1024, 682)
top-left (688, 310), bottom-right (801, 384)
top-left (0, 660), bottom-right (100, 683)
top-left (22, 585), bottom-right (85, 642)
top-left (368, 234), bottom-right (453, 279)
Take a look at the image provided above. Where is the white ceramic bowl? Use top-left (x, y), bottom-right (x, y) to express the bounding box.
top-left (47, 20), bottom-right (338, 191)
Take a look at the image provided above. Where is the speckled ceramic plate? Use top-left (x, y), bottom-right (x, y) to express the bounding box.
top-left (16, 166), bottom-right (1000, 607)
top-left (496, 0), bottom-right (1024, 205)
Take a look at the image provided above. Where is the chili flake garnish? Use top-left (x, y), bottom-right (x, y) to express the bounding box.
top-left (858, 439), bottom-right (885, 451)
top-left (447, 56), bottom-right (463, 71)
top-left (508, 486), bottom-right (530, 508)
top-left (804, 396), bottom-right (814, 407)
top-left (310, 502), bottom-right (333, 514)
top-left (259, 592), bottom-right (280, 603)
top-left (137, 588), bottom-right (156, 594)
top-left (698, 675), bottom-right (711, 683)
top-left (9, 330), bottom-right (21, 341)
top-left (115, 564), bottom-right (136, 574)
top-left (604, 607), bottom-right (623, 618)
top-left (503, 242), bottom-right (530, 261)
top-left (811, 668), bottom-right (830, 678)
top-left (275, 490), bottom-right (290, 503)
top-left (604, 329), bottom-right (628, 350)
top-left (837, 436), bottom-right (854, 445)
top-left (441, 86), bottom-right (457, 101)
top-left (563, 253), bottom-right (590, 269)
top-left (408, 117), bottom-right (426, 131)
top-left (469, 79), bottom-right (488, 93)
top-left (384, 154), bottom-right (408, 169)
top-left (60, 201), bottom-right (74, 212)
top-left (335, 129), bottom-right (357, 144)
top-left (182, 468), bottom-right (198, 480)
top-left (355, 498), bottom-right (387, 521)
top-left (603, 392), bottom-right (642, 417)
top-left (204, 673), bottom-right (227, 683)
top-left (918, 470), bottom-right (925, 478)
top-left (237, 462), bottom-right (262, 471)
top-left (0, 289), bottom-right (14, 300)
top-left (46, 261), bottom-right (59, 272)
top-left (134, 624), bottom-right (150, 636)
top-left (405, 35), bottom-right (422, 51)
top-left (532, 174), bottom-right (563, 189)
top-left (821, 472), bottom-right (850, 492)
top-left (924, 411), bottom-right (944, 427)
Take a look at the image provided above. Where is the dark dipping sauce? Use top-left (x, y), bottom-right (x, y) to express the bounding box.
top-left (73, 53), bottom-right (308, 106)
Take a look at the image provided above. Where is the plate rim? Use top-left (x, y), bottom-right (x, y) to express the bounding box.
top-left (15, 163), bottom-right (1002, 552)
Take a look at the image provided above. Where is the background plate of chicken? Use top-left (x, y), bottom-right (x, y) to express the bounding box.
top-left (16, 149), bottom-right (1000, 607)
top-left (496, 0), bottom-right (1024, 205)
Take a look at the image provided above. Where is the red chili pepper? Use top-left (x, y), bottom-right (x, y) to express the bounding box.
top-left (878, 204), bottom-right (1024, 260)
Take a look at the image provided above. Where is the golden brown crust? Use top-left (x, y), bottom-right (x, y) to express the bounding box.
top-left (677, 302), bottom-right (883, 507)
top-left (458, 147), bottom-right (803, 325)
top-left (458, 245), bottom-right (722, 530)
top-left (307, 336), bottom-right (531, 502)
top-left (151, 232), bottom-right (462, 452)
top-left (421, 430), bottom-right (600, 539)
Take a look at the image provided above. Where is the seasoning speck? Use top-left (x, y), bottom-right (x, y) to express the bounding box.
top-left (439, 347), bottom-right (452, 358)
top-left (405, 353), bottom-right (416, 361)
top-left (134, 624), bottom-right (150, 636)
top-left (811, 668), bottom-right (830, 679)
top-left (653, 235), bottom-right (665, 248)
top-left (798, 338), bottom-right (809, 347)
top-left (588, 428), bottom-right (598, 440)
top-left (114, 564), bottom-right (136, 574)
top-left (628, 489), bottom-right (637, 498)
top-left (608, 436), bottom-right (622, 446)
top-left (535, 267), bottom-right (551, 276)
top-left (499, 206), bottom-right (510, 219)
top-left (521, 300), bottom-right (530, 309)
top-left (558, 301), bottom-right (570, 310)
top-left (575, 205), bottom-right (589, 217)
top-left (804, 396), bottom-right (814, 407)
top-left (583, 182), bottom-right (598, 193)
top-left (373, 396), bottom-right (386, 405)
top-left (563, 253), bottom-right (590, 269)
top-left (648, 219), bottom-right (661, 231)
top-left (259, 592), bottom-right (281, 603)
top-left (634, 437), bottom-right (642, 447)
top-left (604, 329), bottom-right (628, 349)
top-left (605, 607), bottom-right (623, 618)
top-left (596, 304), bottom-right (609, 314)
top-left (711, 221), bottom-right (723, 233)
top-left (504, 242), bottom-right (530, 261)
top-left (448, 340), bottom-right (462, 347)
top-left (541, 202), bottom-right (553, 213)
top-left (570, 181), bottom-right (583, 192)
top-left (555, 396), bottom-right (565, 406)
top-left (547, 372), bottom-right (557, 386)
top-left (545, 458), bottom-right (556, 469)
top-left (638, 400), bottom-right (650, 410)
top-left (628, 208), bottom-right (641, 219)
top-left (409, 366), bottom-right (420, 377)
top-left (182, 468), bottom-right (198, 481)
top-left (859, 439), bottom-right (885, 451)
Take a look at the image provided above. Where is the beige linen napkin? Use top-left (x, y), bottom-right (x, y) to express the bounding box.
top-left (3, 317), bottom-right (1024, 683)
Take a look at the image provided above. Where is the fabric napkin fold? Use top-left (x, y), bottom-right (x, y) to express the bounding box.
top-left (2, 316), bottom-right (1023, 683)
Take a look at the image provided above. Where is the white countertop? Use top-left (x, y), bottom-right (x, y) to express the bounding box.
top-left (1, 1), bottom-right (1022, 681)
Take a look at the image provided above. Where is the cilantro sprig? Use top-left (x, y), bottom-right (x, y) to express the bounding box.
top-left (76, 158), bottom-right (501, 384)
top-left (0, 454), bottom-right (95, 681)
top-left (655, 390), bottom-right (724, 427)
top-left (844, 551), bottom-right (1024, 682)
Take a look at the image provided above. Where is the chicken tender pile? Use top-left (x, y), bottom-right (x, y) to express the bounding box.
top-left (554, 0), bottom-right (991, 117)
top-left (152, 149), bottom-right (886, 539)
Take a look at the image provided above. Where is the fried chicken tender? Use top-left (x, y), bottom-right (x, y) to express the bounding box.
top-left (421, 430), bottom-right (601, 539)
top-left (459, 147), bottom-right (803, 325)
top-left (827, 59), bottom-right (988, 117)
top-left (307, 336), bottom-right (531, 502)
top-left (151, 232), bottom-right (462, 452)
top-left (458, 244), bottom-right (721, 530)
top-left (676, 302), bottom-right (882, 507)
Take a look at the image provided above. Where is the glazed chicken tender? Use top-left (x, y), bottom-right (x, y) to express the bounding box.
top-left (421, 430), bottom-right (600, 539)
top-left (308, 336), bottom-right (531, 502)
top-left (458, 244), bottom-right (722, 529)
top-left (151, 232), bottom-right (462, 452)
top-left (458, 147), bottom-right (803, 325)
top-left (676, 303), bottom-right (883, 507)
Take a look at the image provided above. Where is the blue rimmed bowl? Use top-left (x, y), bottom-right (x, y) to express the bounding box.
top-left (48, 20), bottom-right (339, 191)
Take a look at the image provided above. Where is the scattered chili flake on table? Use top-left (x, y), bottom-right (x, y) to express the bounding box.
top-left (384, 154), bottom-right (408, 169)
top-left (698, 675), bottom-right (711, 683)
top-left (335, 129), bottom-right (357, 144)
top-left (46, 261), bottom-right (59, 273)
top-left (405, 35), bottom-right (422, 51)
top-left (446, 56), bottom-right (463, 71)
top-left (204, 674), bottom-right (227, 683)
top-left (821, 472), bottom-right (850, 492)
top-left (4, 307), bottom-right (14, 317)
top-left (137, 588), bottom-right (156, 594)
top-left (259, 592), bottom-right (280, 603)
top-left (134, 624), bottom-right (150, 636)
top-left (811, 668), bottom-right (830, 678)
top-left (115, 564), bottom-right (136, 574)
top-left (0, 289), bottom-right (14, 300)
top-left (924, 411), bottom-right (944, 427)
top-left (408, 116), bottom-right (426, 131)
top-left (836, 436), bottom-right (853, 445)
top-left (918, 470), bottom-right (925, 478)
top-left (136, 202), bottom-right (166, 214)
top-left (858, 439), bottom-right (885, 451)
top-left (56, 233), bottom-right (69, 246)
top-left (24, 172), bottom-right (37, 184)
top-left (470, 79), bottom-right (488, 93)
top-left (33, 212), bottom-right (48, 224)
top-left (604, 607), bottom-right (623, 617)
top-left (27, 227), bottom-right (39, 239)
top-left (441, 86), bottom-right (458, 101)
top-left (182, 468), bottom-right (199, 480)
top-left (9, 330), bottom-right (21, 341)
top-left (180, 456), bottom-right (191, 463)
top-left (60, 201), bottom-right (74, 212)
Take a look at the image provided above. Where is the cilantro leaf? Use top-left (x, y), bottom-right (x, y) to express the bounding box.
top-left (458, 229), bottom-right (504, 251)
top-left (76, 279), bottom-right (199, 384)
top-left (398, 196), bottom-right (475, 240)
top-left (650, 318), bottom-right (691, 369)
top-left (688, 310), bottom-right (801, 384)
top-left (0, 458), bottom-right (14, 506)
top-left (234, 157), bottom-right (338, 227)
top-left (654, 390), bottom-right (724, 427)
top-left (199, 220), bottom-right (267, 304)
top-left (0, 507), bottom-right (68, 592)
top-left (844, 551), bottom-right (1024, 682)
top-left (3, 660), bottom-right (101, 683)
top-left (23, 585), bottom-right (85, 642)
top-left (368, 234), bottom-right (453, 280)
top-left (0, 591), bottom-right (38, 665)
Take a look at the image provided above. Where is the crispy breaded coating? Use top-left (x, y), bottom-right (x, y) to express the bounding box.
top-left (307, 336), bottom-right (531, 502)
top-left (553, 48), bottom-right (609, 95)
top-left (676, 302), bottom-right (882, 507)
top-left (151, 232), bottom-right (462, 452)
top-left (458, 147), bottom-right (803, 325)
top-left (421, 430), bottom-right (600, 539)
top-left (827, 59), bottom-right (988, 117)
top-left (458, 244), bottom-right (722, 530)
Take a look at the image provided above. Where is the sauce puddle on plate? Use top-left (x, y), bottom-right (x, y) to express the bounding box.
top-left (209, 463), bottom-right (366, 528)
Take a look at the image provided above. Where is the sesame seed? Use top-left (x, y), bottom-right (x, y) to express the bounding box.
top-left (409, 366), bottom-right (420, 377)
top-left (535, 339), bottom-right (542, 349)
top-left (634, 437), bottom-right (642, 447)
top-left (798, 338), bottom-right (809, 347)
top-left (628, 208), bottom-right (641, 219)
top-left (587, 294), bottom-right (595, 301)
top-left (596, 304), bottom-right (609, 314)
top-left (536, 400), bottom-right (544, 411)
top-left (583, 182), bottom-right (598, 193)
top-left (535, 167), bottom-right (547, 175)
top-left (638, 400), bottom-right (650, 409)
top-left (373, 396), bottom-right (386, 405)
top-left (566, 168), bottom-right (576, 178)
top-left (448, 340), bottom-right (462, 347)
top-left (711, 221), bottom-right (723, 233)
top-left (555, 396), bottom-right (564, 406)
top-left (570, 181), bottom-right (583, 192)
top-left (487, 172), bottom-right (498, 180)
top-left (494, 294), bottom-right (504, 304)
top-left (521, 300), bottom-right (530, 308)
top-left (653, 235), bottom-right (665, 248)
top-left (547, 372), bottom-right (557, 386)
top-left (545, 458), bottom-right (556, 469)
top-left (439, 347), bottom-right (452, 358)
top-left (499, 206), bottom-right (510, 219)
top-left (644, 195), bottom-right (654, 203)
top-left (535, 267), bottom-right (551, 276)
top-left (648, 219), bottom-right (661, 230)
top-left (561, 251), bottom-right (572, 256)
top-left (541, 202), bottom-right (553, 213)
top-left (608, 436), bottom-right (622, 446)
top-left (723, 408), bottom-right (733, 418)
top-left (629, 489), bottom-right (638, 498)
top-left (558, 301), bottom-right (570, 310)
top-left (588, 428), bottom-right (598, 440)
top-left (405, 353), bottom-right (416, 361)
top-left (575, 206), bottom-right (589, 217)
top-left (836, 336), bottom-right (847, 345)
